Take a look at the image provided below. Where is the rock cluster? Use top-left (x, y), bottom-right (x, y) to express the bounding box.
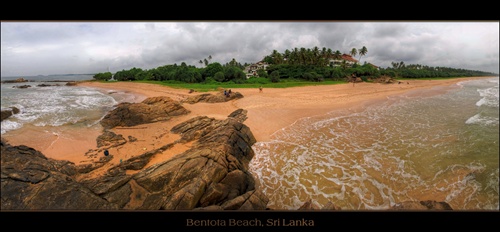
top-left (1, 94), bottom-right (268, 210)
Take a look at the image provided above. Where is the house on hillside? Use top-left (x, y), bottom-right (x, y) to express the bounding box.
top-left (329, 54), bottom-right (359, 68)
top-left (244, 61), bottom-right (269, 78)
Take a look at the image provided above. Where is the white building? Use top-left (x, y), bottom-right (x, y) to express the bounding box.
top-left (243, 61), bottom-right (269, 78)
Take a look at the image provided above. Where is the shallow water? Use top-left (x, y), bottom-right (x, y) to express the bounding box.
top-left (250, 77), bottom-right (499, 210)
top-left (1, 80), bottom-right (134, 134)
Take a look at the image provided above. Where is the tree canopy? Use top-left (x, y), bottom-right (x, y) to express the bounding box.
top-left (93, 46), bottom-right (497, 84)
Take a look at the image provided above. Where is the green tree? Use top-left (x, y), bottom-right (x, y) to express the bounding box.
top-left (224, 66), bottom-right (246, 82)
top-left (93, 72), bottom-right (112, 81)
top-left (269, 70), bottom-right (280, 83)
top-left (256, 69), bottom-right (268, 78)
top-left (202, 62), bottom-right (224, 79)
top-left (271, 50), bottom-right (282, 64)
top-left (350, 48), bottom-right (358, 58)
top-left (358, 46), bottom-right (368, 63)
top-left (214, 71), bottom-right (225, 82)
top-left (334, 50), bottom-right (342, 59)
top-left (262, 55), bottom-right (273, 64)
top-left (283, 49), bottom-right (291, 64)
top-left (341, 60), bottom-right (348, 70)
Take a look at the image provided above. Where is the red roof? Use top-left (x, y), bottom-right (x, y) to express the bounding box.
top-left (341, 54), bottom-right (358, 63)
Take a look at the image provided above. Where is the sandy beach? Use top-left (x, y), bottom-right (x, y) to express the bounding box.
top-left (1, 76), bottom-right (493, 167)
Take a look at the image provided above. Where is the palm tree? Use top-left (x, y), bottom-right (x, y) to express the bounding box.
top-left (326, 48), bottom-right (333, 66)
top-left (229, 58), bottom-right (238, 67)
top-left (350, 48), bottom-right (358, 58)
top-left (313, 46), bottom-right (320, 64)
top-left (358, 46), bottom-right (368, 63)
top-left (326, 48), bottom-right (333, 59)
top-left (292, 47), bottom-right (299, 65)
top-left (321, 47), bottom-right (327, 58)
top-left (284, 49), bottom-right (291, 64)
top-left (299, 47), bottom-right (307, 65)
top-left (271, 49), bottom-right (282, 64)
top-left (334, 50), bottom-right (342, 60)
top-left (306, 48), bottom-right (313, 65)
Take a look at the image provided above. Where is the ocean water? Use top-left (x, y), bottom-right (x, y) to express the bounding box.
top-left (250, 77), bottom-right (499, 210)
top-left (1, 75), bottom-right (133, 134)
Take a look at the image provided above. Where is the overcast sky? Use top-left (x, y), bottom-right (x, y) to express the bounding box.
top-left (1, 21), bottom-right (498, 77)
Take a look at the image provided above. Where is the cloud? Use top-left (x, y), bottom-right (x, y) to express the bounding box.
top-left (1, 21), bottom-right (498, 77)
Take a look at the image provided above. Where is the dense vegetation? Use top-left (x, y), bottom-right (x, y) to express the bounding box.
top-left (93, 46), bottom-right (497, 86)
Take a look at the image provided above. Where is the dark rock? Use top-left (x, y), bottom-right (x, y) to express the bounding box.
top-left (75, 154), bottom-right (113, 174)
top-left (100, 96), bottom-right (190, 129)
top-left (37, 83), bottom-right (59, 87)
top-left (128, 135), bottom-right (138, 142)
top-left (13, 85), bottom-right (31, 89)
top-left (78, 167), bottom-right (131, 195)
top-left (182, 92), bottom-right (244, 104)
top-left (1, 107), bottom-right (20, 122)
top-left (96, 130), bottom-right (127, 148)
top-left (0, 139), bottom-right (119, 210)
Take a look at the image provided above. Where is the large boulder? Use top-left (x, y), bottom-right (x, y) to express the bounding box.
top-left (100, 96), bottom-right (190, 129)
top-left (182, 91), bottom-right (243, 104)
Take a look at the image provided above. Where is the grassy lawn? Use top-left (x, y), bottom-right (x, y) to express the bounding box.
top-left (132, 79), bottom-right (347, 92)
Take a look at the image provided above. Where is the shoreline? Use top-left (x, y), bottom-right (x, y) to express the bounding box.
top-left (1, 76), bottom-right (495, 165)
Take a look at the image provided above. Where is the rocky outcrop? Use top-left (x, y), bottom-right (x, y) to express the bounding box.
top-left (100, 96), bottom-right (190, 129)
top-left (0, 141), bottom-right (118, 210)
top-left (1, 108), bottom-right (268, 210)
top-left (96, 130), bottom-right (127, 148)
top-left (1, 107), bottom-right (20, 122)
top-left (1, 78), bottom-right (28, 83)
top-left (182, 91), bottom-right (244, 104)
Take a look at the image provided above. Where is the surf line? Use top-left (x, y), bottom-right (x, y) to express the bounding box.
top-left (48, 131), bottom-right (60, 149)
